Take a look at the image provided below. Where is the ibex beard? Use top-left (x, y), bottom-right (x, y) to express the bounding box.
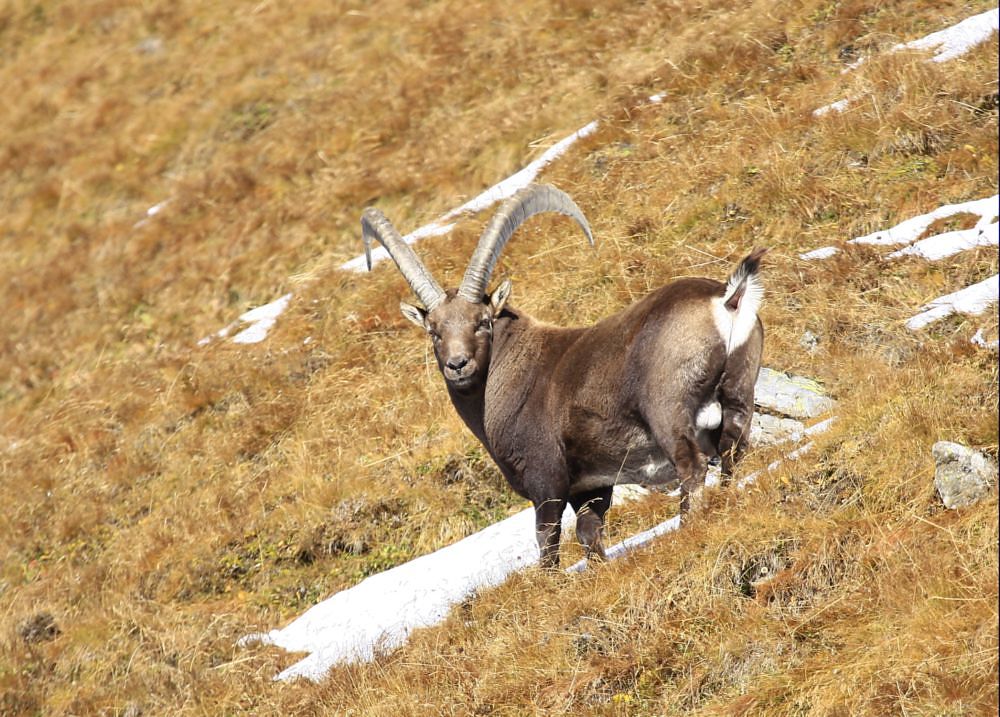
top-left (363, 184), bottom-right (765, 568)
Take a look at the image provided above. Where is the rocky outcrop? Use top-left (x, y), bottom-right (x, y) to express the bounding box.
top-left (932, 441), bottom-right (998, 509)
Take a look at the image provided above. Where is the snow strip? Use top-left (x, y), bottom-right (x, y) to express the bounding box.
top-left (905, 274), bottom-right (999, 330)
top-left (341, 121), bottom-right (600, 272)
top-left (813, 97), bottom-right (854, 117)
top-left (971, 328), bottom-right (999, 351)
top-left (565, 416), bottom-right (838, 573)
top-left (851, 195), bottom-right (999, 247)
top-left (240, 483), bottom-right (647, 681)
top-left (800, 245), bottom-right (840, 261)
top-left (880, 7), bottom-right (999, 66)
top-left (816, 8), bottom-right (999, 115)
top-left (240, 369), bottom-right (834, 680)
top-left (198, 293), bottom-right (293, 346)
top-left (888, 221), bottom-right (998, 261)
top-left (799, 194), bottom-right (999, 260)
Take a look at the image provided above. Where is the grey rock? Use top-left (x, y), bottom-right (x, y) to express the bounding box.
top-left (800, 330), bottom-right (820, 353)
top-left (751, 413), bottom-right (805, 446)
top-left (755, 368), bottom-right (836, 419)
top-left (933, 441), bottom-right (998, 509)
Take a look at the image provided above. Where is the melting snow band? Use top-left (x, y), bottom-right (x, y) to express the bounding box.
top-left (814, 8), bottom-right (999, 116)
top-left (800, 194), bottom-right (999, 333)
top-left (239, 368), bottom-right (836, 682)
top-left (340, 122), bottom-right (601, 273)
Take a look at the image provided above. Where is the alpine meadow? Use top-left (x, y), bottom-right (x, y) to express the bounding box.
top-left (0, 1), bottom-right (997, 715)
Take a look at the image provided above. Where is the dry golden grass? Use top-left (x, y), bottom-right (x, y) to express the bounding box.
top-left (1, 0), bottom-right (997, 714)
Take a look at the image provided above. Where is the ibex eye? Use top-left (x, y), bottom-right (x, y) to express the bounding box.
top-left (477, 319), bottom-right (491, 332)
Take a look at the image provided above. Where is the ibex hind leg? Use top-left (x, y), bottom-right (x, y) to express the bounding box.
top-left (717, 323), bottom-right (764, 483)
top-left (569, 486), bottom-right (612, 561)
top-left (642, 407), bottom-right (709, 518)
top-left (675, 435), bottom-right (708, 516)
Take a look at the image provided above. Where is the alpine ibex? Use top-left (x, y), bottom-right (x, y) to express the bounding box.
top-left (362, 184), bottom-right (765, 567)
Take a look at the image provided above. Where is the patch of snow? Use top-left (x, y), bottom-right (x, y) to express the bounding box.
top-left (199, 293), bottom-right (293, 346)
top-left (906, 274), bottom-right (999, 330)
top-left (971, 328), bottom-right (999, 351)
top-left (240, 482), bottom-right (646, 681)
top-left (240, 369), bottom-right (835, 680)
top-left (800, 245), bottom-right (840, 260)
top-left (342, 121), bottom-right (600, 272)
top-left (887, 221), bottom-right (998, 261)
top-left (851, 195), bottom-right (998, 248)
top-left (813, 97), bottom-right (853, 117)
top-left (819, 10), bottom-right (999, 114)
top-left (847, 8), bottom-right (999, 71)
top-left (892, 7), bottom-right (999, 64)
top-left (231, 293), bottom-right (293, 344)
top-left (800, 194), bottom-right (998, 261)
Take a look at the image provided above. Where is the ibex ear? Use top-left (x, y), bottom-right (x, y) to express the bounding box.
top-left (400, 301), bottom-right (428, 329)
top-left (490, 279), bottom-right (512, 315)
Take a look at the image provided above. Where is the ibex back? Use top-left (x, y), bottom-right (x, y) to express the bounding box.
top-left (363, 184), bottom-right (765, 567)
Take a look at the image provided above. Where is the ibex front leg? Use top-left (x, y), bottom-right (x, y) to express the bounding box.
top-left (534, 496), bottom-right (567, 569)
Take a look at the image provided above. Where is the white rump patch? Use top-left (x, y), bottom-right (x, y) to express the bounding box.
top-left (695, 401), bottom-right (722, 431)
top-left (712, 273), bottom-right (763, 353)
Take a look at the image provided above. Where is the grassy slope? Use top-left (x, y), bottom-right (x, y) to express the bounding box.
top-left (0, 0), bottom-right (996, 714)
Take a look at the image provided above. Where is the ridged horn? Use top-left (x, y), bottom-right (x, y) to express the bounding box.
top-left (457, 184), bottom-right (594, 303)
top-left (361, 207), bottom-right (446, 311)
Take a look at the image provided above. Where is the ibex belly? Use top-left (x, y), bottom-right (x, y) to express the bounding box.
top-left (568, 396), bottom-right (723, 495)
top-left (569, 434), bottom-right (680, 494)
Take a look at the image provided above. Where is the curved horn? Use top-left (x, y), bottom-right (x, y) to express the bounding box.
top-left (457, 184), bottom-right (594, 303)
top-left (361, 208), bottom-right (446, 311)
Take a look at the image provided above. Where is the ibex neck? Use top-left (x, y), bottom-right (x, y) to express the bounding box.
top-left (443, 307), bottom-right (524, 450)
top-left (446, 383), bottom-right (489, 446)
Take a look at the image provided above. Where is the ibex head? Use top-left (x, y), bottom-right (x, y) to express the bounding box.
top-left (362, 184), bottom-right (593, 393)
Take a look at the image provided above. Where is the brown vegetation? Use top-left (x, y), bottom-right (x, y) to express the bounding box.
top-left (0, 0), bottom-right (996, 714)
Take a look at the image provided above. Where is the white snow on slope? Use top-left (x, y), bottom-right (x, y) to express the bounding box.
top-left (905, 274), bottom-right (1000, 330)
top-left (813, 97), bottom-right (854, 117)
top-left (798, 195), bottom-right (999, 332)
top-left (858, 7), bottom-right (1000, 67)
top-left (240, 369), bottom-right (835, 681)
top-left (800, 194), bottom-right (998, 259)
top-left (198, 293), bottom-right (293, 345)
top-left (341, 121), bottom-right (600, 272)
top-left (851, 194), bottom-right (999, 248)
top-left (971, 328), bottom-right (1000, 350)
top-left (240, 483), bottom-right (647, 681)
top-left (888, 221), bottom-right (998, 261)
top-left (814, 8), bottom-right (999, 116)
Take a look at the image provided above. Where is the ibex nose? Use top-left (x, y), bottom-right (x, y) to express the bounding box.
top-left (446, 355), bottom-right (469, 372)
